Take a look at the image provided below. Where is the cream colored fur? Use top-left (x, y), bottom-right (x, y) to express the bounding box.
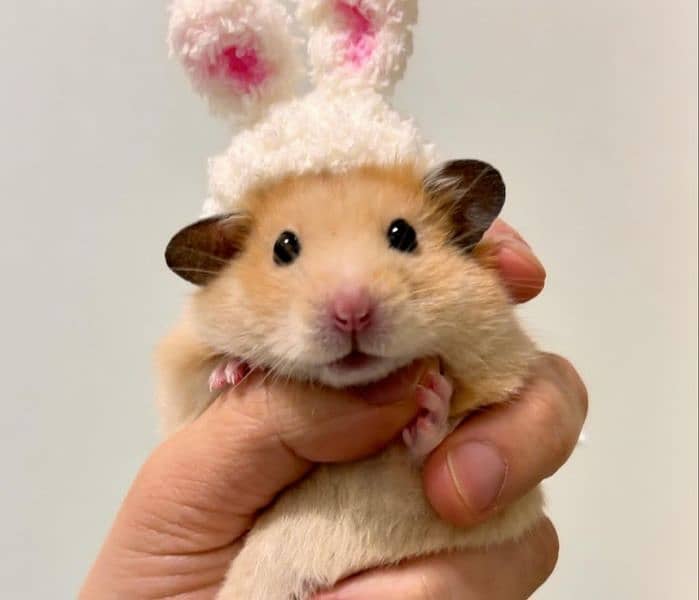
top-left (157, 316), bottom-right (542, 599)
top-left (219, 448), bottom-right (543, 599)
top-left (156, 168), bottom-right (544, 599)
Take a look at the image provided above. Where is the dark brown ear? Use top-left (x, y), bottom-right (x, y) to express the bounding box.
top-left (165, 213), bottom-right (251, 285)
top-left (424, 160), bottom-right (506, 251)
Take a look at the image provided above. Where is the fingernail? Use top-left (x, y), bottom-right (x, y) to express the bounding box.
top-left (355, 361), bottom-right (431, 405)
top-left (500, 239), bottom-right (543, 268)
top-left (447, 441), bottom-right (508, 512)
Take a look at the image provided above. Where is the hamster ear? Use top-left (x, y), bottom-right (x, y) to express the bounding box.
top-left (424, 160), bottom-right (506, 252)
top-left (297, 0), bottom-right (417, 92)
top-left (168, 0), bottom-right (303, 121)
top-left (165, 213), bottom-right (252, 285)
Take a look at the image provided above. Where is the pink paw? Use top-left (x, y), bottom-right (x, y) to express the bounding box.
top-left (209, 359), bottom-right (250, 393)
top-left (403, 371), bottom-right (454, 461)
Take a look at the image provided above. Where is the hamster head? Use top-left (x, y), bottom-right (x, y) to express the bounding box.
top-left (166, 161), bottom-right (515, 387)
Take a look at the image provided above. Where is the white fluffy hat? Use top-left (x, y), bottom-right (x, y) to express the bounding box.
top-left (169, 0), bottom-right (437, 216)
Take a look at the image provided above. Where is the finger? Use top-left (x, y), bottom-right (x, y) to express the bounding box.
top-left (317, 517), bottom-right (559, 600)
top-left (424, 354), bottom-right (588, 527)
top-left (116, 360), bottom-right (436, 554)
top-left (480, 219), bottom-right (546, 303)
top-left (82, 361), bottom-right (436, 598)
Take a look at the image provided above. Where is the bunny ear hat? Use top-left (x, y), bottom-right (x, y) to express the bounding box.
top-left (169, 0), bottom-right (437, 217)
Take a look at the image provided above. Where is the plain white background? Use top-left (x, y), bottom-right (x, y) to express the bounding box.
top-left (1, 1), bottom-right (696, 598)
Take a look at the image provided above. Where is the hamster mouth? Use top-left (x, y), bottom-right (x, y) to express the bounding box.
top-left (330, 351), bottom-right (381, 370)
top-left (317, 350), bottom-right (411, 388)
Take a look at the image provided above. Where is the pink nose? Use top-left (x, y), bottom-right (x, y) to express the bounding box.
top-left (331, 287), bottom-right (374, 333)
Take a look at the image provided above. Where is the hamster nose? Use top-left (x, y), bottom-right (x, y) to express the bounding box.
top-left (331, 287), bottom-right (374, 333)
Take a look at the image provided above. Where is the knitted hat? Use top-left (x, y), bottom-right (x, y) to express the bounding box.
top-left (168, 0), bottom-right (437, 216)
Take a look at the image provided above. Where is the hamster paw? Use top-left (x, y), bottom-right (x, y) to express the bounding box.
top-left (402, 371), bottom-right (453, 461)
top-left (209, 359), bottom-right (250, 393)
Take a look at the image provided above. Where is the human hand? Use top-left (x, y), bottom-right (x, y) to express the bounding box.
top-left (80, 220), bottom-right (587, 600)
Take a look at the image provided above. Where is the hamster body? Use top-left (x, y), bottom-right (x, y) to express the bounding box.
top-left (157, 162), bottom-right (544, 599)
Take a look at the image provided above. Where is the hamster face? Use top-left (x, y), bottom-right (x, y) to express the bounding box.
top-left (187, 165), bottom-right (514, 387)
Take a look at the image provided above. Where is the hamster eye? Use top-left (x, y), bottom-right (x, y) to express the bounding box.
top-left (387, 219), bottom-right (418, 253)
top-left (274, 231), bottom-right (301, 266)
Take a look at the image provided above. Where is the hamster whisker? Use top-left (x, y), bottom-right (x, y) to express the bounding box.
top-left (501, 283), bottom-right (545, 289)
top-left (261, 353), bottom-right (296, 387)
top-left (172, 267), bottom-right (221, 277)
top-left (500, 276), bottom-right (546, 282)
top-left (174, 248), bottom-right (230, 265)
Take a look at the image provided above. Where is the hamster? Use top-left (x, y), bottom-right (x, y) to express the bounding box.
top-left (157, 160), bottom-right (544, 599)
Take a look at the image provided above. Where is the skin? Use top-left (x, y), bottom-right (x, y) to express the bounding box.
top-left (80, 220), bottom-right (587, 600)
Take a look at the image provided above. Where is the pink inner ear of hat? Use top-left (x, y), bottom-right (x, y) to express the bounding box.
top-left (335, 1), bottom-right (376, 67)
top-left (209, 45), bottom-right (268, 90)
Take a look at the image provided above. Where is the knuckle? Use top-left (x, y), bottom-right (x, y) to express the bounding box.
top-left (528, 373), bottom-right (580, 471)
top-left (540, 353), bottom-right (589, 422)
top-left (553, 355), bottom-right (589, 417)
top-left (529, 518), bottom-right (560, 584)
top-left (541, 518), bottom-right (561, 572)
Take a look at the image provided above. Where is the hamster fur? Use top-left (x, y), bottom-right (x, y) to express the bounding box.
top-left (157, 162), bottom-right (544, 599)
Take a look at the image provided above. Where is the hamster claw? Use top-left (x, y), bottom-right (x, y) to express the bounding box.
top-left (209, 358), bottom-right (250, 392)
top-left (402, 371), bottom-right (453, 461)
